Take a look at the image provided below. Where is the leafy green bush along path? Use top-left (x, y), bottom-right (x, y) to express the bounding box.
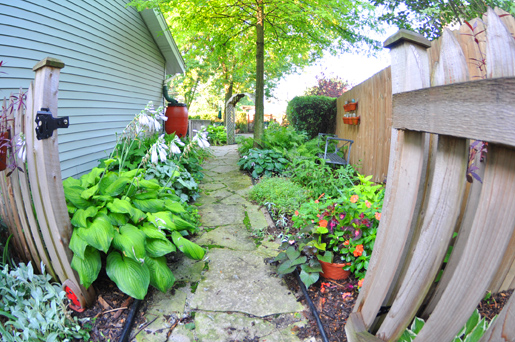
top-left (133, 144), bottom-right (316, 342)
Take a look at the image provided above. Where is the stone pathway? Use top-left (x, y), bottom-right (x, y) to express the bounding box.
top-left (133, 144), bottom-right (316, 342)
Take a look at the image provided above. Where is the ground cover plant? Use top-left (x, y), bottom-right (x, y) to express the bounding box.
top-left (206, 125), bottom-right (227, 145)
top-left (238, 148), bottom-right (289, 179)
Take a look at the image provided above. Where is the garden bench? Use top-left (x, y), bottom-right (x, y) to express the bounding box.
top-left (346, 14), bottom-right (515, 342)
top-left (317, 133), bottom-right (353, 165)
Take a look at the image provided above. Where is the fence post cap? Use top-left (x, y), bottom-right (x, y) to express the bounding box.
top-left (33, 57), bottom-right (65, 72)
top-left (383, 29), bottom-right (431, 49)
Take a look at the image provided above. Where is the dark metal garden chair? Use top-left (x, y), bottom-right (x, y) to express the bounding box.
top-left (317, 133), bottom-right (354, 166)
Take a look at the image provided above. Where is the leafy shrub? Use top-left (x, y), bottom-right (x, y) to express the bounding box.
top-left (238, 149), bottom-right (289, 179)
top-left (287, 158), bottom-right (357, 198)
top-left (237, 136), bottom-right (255, 156)
top-left (249, 177), bottom-right (310, 216)
top-left (286, 96), bottom-right (337, 139)
top-left (0, 262), bottom-right (89, 341)
top-left (262, 122), bottom-right (308, 152)
top-left (63, 167), bottom-right (205, 300)
top-left (207, 125), bottom-right (227, 146)
top-left (145, 159), bottom-right (201, 203)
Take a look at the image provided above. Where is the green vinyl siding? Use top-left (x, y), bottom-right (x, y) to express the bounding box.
top-left (0, 0), bottom-right (174, 179)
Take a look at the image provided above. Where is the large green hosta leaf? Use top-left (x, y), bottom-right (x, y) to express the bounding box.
top-left (71, 246), bottom-right (101, 289)
top-left (107, 198), bottom-right (134, 215)
top-left (80, 167), bottom-right (104, 188)
top-left (77, 215), bottom-right (114, 253)
top-left (163, 199), bottom-right (185, 213)
top-left (132, 198), bottom-right (165, 213)
top-left (64, 185), bottom-right (93, 209)
top-left (145, 256), bottom-right (175, 293)
top-left (171, 215), bottom-right (196, 231)
top-left (104, 177), bottom-right (131, 197)
top-left (136, 179), bottom-right (160, 190)
top-left (140, 224), bottom-right (168, 240)
top-left (71, 206), bottom-right (98, 228)
top-left (69, 229), bottom-right (88, 260)
top-left (146, 212), bottom-right (176, 230)
top-left (81, 183), bottom-right (99, 200)
top-left (112, 224), bottom-right (146, 263)
top-left (106, 252), bottom-right (150, 300)
top-left (171, 231), bottom-right (205, 260)
top-left (146, 238), bottom-right (176, 257)
top-left (99, 172), bottom-right (118, 195)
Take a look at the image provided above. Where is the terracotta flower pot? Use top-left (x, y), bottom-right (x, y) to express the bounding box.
top-left (319, 259), bottom-right (351, 280)
top-left (344, 102), bottom-right (358, 112)
top-left (351, 116), bottom-right (360, 125)
top-left (0, 130), bottom-right (10, 172)
top-left (165, 103), bottom-right (188, 137)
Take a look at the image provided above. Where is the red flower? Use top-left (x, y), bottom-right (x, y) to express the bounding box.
top-left (353, 244), bottom-right (364, 257)
top-left (319, 219), bottom-right (328, 228)
top-left (294, 210), bottom-right (299, 216)
top-left (343, 240), bottom-right (350, 246)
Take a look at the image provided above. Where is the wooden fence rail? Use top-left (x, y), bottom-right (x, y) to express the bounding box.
top-left (346, 8), bottom-right (515, 342)
top-left (0, 57), bottom-right (94, 308)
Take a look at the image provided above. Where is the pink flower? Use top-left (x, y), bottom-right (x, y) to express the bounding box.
top-left (350, 195), bottom-right (359, 203)
top-left (375, 212), bottom-right (381, 221)
top-left (365, 200), bottom-right (371, 208)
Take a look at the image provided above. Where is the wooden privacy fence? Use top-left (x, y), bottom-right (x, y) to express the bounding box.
top-left (346, 8), bottom-right (515, 342)
top-left (0, 57), bottom-right (94, 308)
top-left (336, 8), bottom-right (515, 185)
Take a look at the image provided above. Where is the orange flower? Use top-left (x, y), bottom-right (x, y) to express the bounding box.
top-left (365, 200), bottom-right (371, 208)
top-left (353, 244), bottom-right (364, 257)
top-left (343, 240), bottom-right (350, 246)
top-left (350, 195), bottom-right (359, 203)
top-left (295, 210), bottom-right (299, 216)
top-left (375, 212), bottom-right (381, 221)
top-left (319, 219), bottom-right (328, 228)
top-left (358, 278), bottom-right (364, 288)
top-left (315, 200), bottom-right (319, 204)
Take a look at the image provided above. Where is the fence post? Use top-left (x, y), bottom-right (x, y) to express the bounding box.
top-left (28, 57), bottom-right (95, 308)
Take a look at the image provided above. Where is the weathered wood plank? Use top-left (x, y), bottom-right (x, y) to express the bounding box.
top-left (486, 8), bottom-right (515, 78)
top-left (25, 79), bottom-right (67, 282)
top-left (346, 313), bottom-right (383, 342)
top-left (392, 76), bottom-right (515, 145)
top-left (377, 136), bottom-right (468, 341)
top-left (415, 144), bottom-right (515, 341)
top-left (30, 59), bottom-right (95, 306)
top-left (6, 91), bottom-right (38, 266)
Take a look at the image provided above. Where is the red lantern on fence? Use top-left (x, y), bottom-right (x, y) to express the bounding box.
top-left (164, 103), bottom-right (188, 137)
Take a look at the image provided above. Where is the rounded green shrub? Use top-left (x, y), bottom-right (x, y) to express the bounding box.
top-left (286, 96), bottom-right (337, 139)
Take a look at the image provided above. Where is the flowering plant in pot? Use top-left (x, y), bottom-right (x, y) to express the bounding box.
top-left (291, 174), bottom-right (384, 285)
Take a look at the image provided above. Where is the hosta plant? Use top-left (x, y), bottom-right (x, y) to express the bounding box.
top-left (238, 149), bottom-right (289, 179)
top-left (63, 166), bottom-right (205, 300)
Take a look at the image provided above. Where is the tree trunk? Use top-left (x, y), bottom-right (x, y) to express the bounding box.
top-left (253, 0), bottom-right (265, 147)
top-left (223, 81), bottom-right (233, 125)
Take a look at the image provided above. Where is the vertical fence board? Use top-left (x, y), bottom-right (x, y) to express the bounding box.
top-left (486, 7), bottom-right (515, 78)
top-left (30, 59), bottom-right (94, 306)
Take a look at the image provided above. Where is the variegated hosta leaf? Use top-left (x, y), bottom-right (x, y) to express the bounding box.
top-left (112, 224), bottom-right (147, 263)
top-left (106, 251), bottom-right (150, 300)
top-left (145, 256), bottom-right (175, 293)
top-left (171, 231), bottom-right (205, 260)
top-left (71, 246), bottom-right (101, 289)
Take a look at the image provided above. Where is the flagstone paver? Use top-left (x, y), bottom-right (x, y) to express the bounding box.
top-left (134, 142), bottom-right (316, 342)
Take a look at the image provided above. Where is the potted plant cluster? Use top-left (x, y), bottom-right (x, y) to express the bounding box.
top-left (274, 174), bottom-right (384, 288)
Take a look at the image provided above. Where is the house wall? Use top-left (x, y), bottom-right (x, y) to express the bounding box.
top-left (0, 0), bottom-right (167, 179)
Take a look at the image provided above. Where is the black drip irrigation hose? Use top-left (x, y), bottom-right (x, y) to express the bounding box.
top-left (118, 298), bottom-right (141, 342)
top-left (294, 269), bottom-right (330, 342)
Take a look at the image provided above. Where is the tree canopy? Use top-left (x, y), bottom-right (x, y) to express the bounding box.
top-left (128, 0), bottom-right (379, 145)
top-left (304, 72), bottom-right (350, 98)
top-left (372, 0), bottom-right (515, 39)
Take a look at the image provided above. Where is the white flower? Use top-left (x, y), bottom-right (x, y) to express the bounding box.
top-left (192, 128), bottom-right (210, 148)
top-left (173, 135), bottom-right (185, 146)
top-left (149, 135), bottom-right (169, 164)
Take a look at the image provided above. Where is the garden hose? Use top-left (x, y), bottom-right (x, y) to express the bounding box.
top-left (294, 269), bottom-right (330, 342)
top-left (118, 298), bottom-right (141, 342)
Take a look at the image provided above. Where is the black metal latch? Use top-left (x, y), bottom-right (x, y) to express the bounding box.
top-left (35, 108), bottom-right (69, 140)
